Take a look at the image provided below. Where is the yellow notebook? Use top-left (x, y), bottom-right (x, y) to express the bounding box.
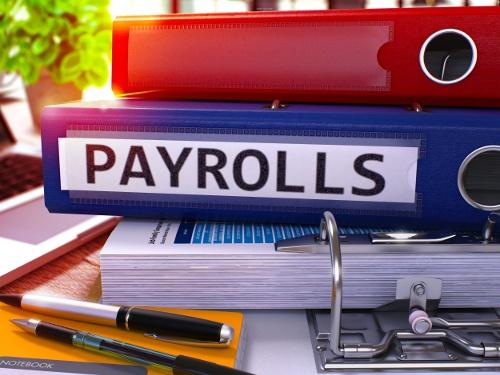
top-left (0, 305), bottom-right (245, 374)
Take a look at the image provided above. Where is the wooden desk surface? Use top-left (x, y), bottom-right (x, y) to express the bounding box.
top-left (0, 232), bottom-right (112, 301)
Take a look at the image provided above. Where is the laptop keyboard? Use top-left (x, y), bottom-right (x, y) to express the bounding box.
top-left (0, 153), bottom-right (43, 202)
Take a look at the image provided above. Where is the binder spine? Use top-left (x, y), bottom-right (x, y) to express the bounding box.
top-left (42, 101), bottom-right (500, 229)
top-left (111, 7), bottom-right (500, 107)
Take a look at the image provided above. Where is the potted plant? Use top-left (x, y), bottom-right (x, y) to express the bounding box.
top-left (0, 0), bottom-right (112, 127)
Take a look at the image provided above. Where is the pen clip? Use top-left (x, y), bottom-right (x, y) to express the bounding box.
top-left (144, 333), bottom-right (231, 348)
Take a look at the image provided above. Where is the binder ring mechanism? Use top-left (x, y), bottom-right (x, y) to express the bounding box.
top-left (280, 211), bottom-right (500, 371)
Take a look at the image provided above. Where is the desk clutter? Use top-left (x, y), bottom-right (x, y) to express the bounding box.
top-left (5, 5), bottom-right (500, 375)
top-left (0, 297), bottom-right (248, 375)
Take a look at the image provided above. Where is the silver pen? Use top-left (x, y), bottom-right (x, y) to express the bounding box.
top-left (0, 294), bottom-right (233, 346)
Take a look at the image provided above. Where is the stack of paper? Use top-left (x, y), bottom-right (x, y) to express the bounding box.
top-left (101, 219), bottom-right (500, 309)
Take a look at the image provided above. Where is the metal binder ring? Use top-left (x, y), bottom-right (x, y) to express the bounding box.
top-left (314, 212), bottom-right (500, 364)
top-left (320, 211), bottom-right (344, 356)
top-left (457, 145), bottom-right (500, 212)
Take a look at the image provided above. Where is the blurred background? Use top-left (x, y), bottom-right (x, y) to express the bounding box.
top-left (116, 0), bottom-right (498, 13)
top-left (0, 0), bottom-right (497, 131)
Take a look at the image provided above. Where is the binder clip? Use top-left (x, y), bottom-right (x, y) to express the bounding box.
top-left (276, 211), bottom-right (500, 372)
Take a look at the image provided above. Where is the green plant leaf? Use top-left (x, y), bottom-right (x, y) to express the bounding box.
top-left (53, 0), bottom-right (78, 16)
top-left (1, 0), bottom-right (111, 87)
top-left (31, 36), bottom-right (49, 55)
top-left (19, 11), bottom-right (50, 36)
top-left (94, 29), bottom-right (111, 53)
top-left (60, 50), bottom-right (81, 81)
top-left (23, 63), bottom-right (40, 84)
top-left (87, 55), bottom-right (109, 86)
top-left (68, 25), bottom-right (87, 47)
top-left (75, 33), bottom-right (94, 51)
top-left (15, 56), bottom-right (41, 84)
top-left (0, 0), bottom-right (17, 15)
top-left (39, 42), bottom-right (60, 66)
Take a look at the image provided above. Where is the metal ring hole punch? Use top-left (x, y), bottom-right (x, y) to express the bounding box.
top-left (277, 211), bottom-right (500, 371)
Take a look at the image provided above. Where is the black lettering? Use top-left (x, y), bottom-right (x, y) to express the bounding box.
top-left (120, 146), bottom-right (155, 186)
top-left (352, 153), bottom-right (385, 196)
top-left (198, 148), bottom-right (229, 189)
top-left (233, 149), bottom-right (269, 191)
top-left (315, 152), bottom-right (344, 194)
top-left (277, 151), bottom-right (304, 192)
top-left (157, 147), bottom-right (192, 187)
top-left (86, 144), bottom-right (115, 184)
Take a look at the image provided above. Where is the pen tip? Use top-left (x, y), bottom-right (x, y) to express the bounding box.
top-left (0, 294), bottom-right (22, 307)
top-left (11, 318), bottom-right (38, 333)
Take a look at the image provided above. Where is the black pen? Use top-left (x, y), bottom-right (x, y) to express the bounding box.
top-left (0, 294), bottom-right (233, 346)
top-left (11, 318), bottom-right (253, 375)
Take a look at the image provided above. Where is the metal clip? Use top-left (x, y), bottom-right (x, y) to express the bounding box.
top-left (408, 282), bottom-right (433, 334)
top-left (370, 231), bottom-right (455, 243)
top-left (275, 235), bottom-right (328, 253)
top-left (144, 333), bottom-right (231, 348)
top-left (482, 213), bottom-right (500, 242)
top-left (411, 102), bottom-right (424, 112)
top-left (266, 99), bottom-right (287, 110)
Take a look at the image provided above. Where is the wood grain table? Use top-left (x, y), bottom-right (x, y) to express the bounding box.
top-left (0, 232), bottom-right (113, 302)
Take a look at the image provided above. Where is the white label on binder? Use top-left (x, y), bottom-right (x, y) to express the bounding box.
top-left (59, 138), bottom-right (419, 203)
